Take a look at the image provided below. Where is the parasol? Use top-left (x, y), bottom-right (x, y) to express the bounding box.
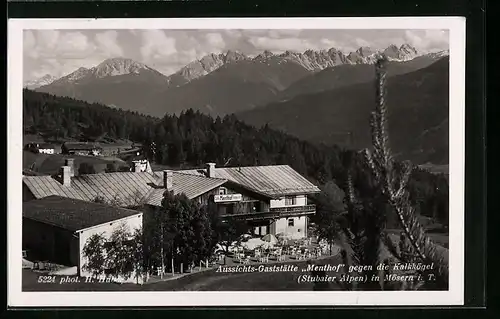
top-left (261, 234), bottom-right (278, 244)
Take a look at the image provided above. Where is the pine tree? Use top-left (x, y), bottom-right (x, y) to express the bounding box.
top-left (363, 54), bottom-right (449, 289)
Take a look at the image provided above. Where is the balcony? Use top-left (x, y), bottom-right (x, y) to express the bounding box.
top-left (220, 204), bottom-right (316, 221)
top-left (269, 204), bottom-right (316, 214)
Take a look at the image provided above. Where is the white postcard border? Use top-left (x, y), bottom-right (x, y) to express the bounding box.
top-left (8, 17), bottom-right (466, 307)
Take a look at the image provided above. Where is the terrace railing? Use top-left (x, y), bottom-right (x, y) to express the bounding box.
top-left (220, 204), bottom-right (316, 220)
top-left (269, 204), bottom-right (316, 214)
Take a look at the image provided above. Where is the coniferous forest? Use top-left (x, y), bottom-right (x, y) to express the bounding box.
top-left (22, 89), bottom-right (449, 228)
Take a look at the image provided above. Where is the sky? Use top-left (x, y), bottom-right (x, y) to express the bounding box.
top-left (23, 29), bottom-right (449, 81)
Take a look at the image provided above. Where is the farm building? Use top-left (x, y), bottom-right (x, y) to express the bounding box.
top-left (24, 143), bottom-right (55, 154)
top-left (61, 142), bottom-right (103, 156)
top-left (23, 196), bottom-right (143, 283)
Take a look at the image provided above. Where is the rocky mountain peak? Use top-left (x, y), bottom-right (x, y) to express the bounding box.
top-left (224, 50), bottom-right (248, 63)
top-left (356, 46), bottom-right (376, 57)
top-left (262, 50), bottom-right (274, 57)
top-left (375, 43), bottom-right (419, 61)
top-left (92, 57), bottom-right (150, 78)
top-left (254, 50), bottom-right (275, 61)
top-left (398, 43), bottom-right (419, 60)
top-left (383, 44), bottom-right (400, 58)
top-left (64, 67), bottom-right (90, 82)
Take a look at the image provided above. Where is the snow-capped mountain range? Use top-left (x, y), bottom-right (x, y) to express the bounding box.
top-left (170, 43), bottom-right (434, 82)
top-left (23, 74), bottom-right (58, 89)
top-left (27, 43), bottom-right (448, 89)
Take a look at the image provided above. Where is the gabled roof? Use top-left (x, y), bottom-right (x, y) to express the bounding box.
top-left (144, 172), bottom-right (227, 206)
top-left (23, 195), bottom-right (142, 232)
top-left (23, 171), bottom-right (227, 207)
top-left (179, 165), bottom-right (321, 197)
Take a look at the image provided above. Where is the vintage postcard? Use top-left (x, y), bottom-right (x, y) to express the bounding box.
top-left (7, 17), bottom-right (465, 307)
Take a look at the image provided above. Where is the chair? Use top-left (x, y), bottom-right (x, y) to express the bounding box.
top-left (259, 254), bottom-right (269, 263)
top-left (254, 249), bottom-right (262, 259)
top-left (156, 267), bottom-right (163, 276)
top-left (237, 252), bottom-right (245, 263)
top-left (273, 248), bottom-right (283, 261)
top-left (217, 253), bottom-right (225, 263)
top-left (277, 252), bottom-right (286, 262)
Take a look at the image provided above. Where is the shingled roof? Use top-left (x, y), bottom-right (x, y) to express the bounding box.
top-left (143, 172), bottom-right (227, 206)
top-left (23, 171), bottom-right (227, 207)
top-left (23, 196), bottom-right (142, 232)
top-left (179, 165), bottom-right (321, 198)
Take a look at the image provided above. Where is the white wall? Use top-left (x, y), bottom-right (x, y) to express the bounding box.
top-left (253, 225), bottom-right (269, 236)
top-left (272, 216), bottom-right (307, 240)
top-left (78, 214), bottom-right (143, 284)
top-left (270, 195), bottom-right (307, 208)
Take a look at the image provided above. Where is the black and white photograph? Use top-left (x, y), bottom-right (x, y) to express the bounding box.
top-left (8, 18), bottom-right (465, 307)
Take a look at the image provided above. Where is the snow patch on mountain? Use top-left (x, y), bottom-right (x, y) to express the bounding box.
top-left (24, 74), bottom-right (58, 89)
top-left (46, 58), bottom-right (166, 87)
top-left (65, 67), bottom-right (91, 82)
top-left (92, 57), bottom-right (153, 78)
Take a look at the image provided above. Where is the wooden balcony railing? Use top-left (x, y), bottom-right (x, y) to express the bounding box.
top-left (269, 204), bottom-right (316, 214)
top-left (220, 204), bottom-right (316, 220)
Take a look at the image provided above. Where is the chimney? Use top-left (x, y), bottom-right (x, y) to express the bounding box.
top-left (65, 158), bottom-right (75, 177)
top-left (163, 170), bottom-right (173, 190)
top-left (206, 162), bottom-right (216, 178)
top-left (60, 166), bottom-right (71, 186)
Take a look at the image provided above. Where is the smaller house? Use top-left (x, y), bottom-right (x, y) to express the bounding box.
top-left (25, 143), bottom-right (55, 155)
top-left (130, 159), bottom-right (153, 173)
top-left (61, 142), bottom-right (102, 156)
top-left (23, 196), bottom-right (143, 283)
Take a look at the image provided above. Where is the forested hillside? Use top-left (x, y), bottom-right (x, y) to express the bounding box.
top-left (23, 89), bottom-right (158, 143)
top-left (23, 89), bottom-right (449, 226)
top-left (237, 57), bottom-right (449, 165)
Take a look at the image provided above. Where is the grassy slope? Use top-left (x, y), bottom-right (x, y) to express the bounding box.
top-left (23, 151), bottom-right (126, 175)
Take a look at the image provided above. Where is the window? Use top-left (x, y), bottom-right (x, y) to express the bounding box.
top-left (253, 201), bottom-right (262, 212)
top-left (285, 196), bottom-right (296, 206)
top-left (288, 218), bottom-right (294, 227)
top-left (218, 187), bottom-right (227, 195)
